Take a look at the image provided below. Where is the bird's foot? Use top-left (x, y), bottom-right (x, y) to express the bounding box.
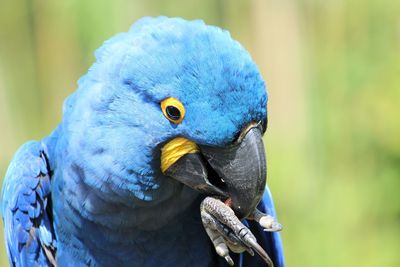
top-left (200, 197), bottom-right (274, 267)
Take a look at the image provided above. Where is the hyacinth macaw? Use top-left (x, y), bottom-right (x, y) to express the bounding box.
top-left (1, 17), bottom-right (284, 266)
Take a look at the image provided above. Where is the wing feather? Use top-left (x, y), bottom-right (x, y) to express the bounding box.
top-left (1, 141), bottom-right (56, 267)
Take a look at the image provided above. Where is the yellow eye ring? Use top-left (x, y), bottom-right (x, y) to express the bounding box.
top-left (160, 97), bottom-right (185, 124)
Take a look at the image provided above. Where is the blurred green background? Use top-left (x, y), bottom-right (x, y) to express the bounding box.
top-left (1, 0), bottom-right (399, 266)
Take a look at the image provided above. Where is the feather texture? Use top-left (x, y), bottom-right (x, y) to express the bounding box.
top-left (1, 141), bottom-right (56, 266)
top-left (2, 17), bottom-right (283, 266)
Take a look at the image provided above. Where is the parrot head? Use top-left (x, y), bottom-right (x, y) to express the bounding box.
top-left (63, 17), bottom-right (268, 219)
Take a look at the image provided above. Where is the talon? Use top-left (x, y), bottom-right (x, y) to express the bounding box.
top-left (201, 214), bottom-right (235, 264)
top-left (247, 247), bottom-right (255, 256)
top-left (262, 220), bottom-right (282, 232)
top-left (249, 209), bottom-right (282, 232)
top-left (215, 244), bottom-right (228, 257)
top-left (214, 237), bottom-right (229, 257)
top-left (211, 233), bottom-right (235, 266)
top-left (246, 238), bottom-right (274, 267)
top-left (224, 255), bottom-right (234, 266)
top-left (260, 216), bottom-right (282, 232)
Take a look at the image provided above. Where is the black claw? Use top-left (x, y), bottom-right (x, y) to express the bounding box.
top-left (246, 238), bottom-right (274, 267)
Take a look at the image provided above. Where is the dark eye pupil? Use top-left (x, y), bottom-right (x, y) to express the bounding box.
top-left (166, 106), bottom-right (181, 120)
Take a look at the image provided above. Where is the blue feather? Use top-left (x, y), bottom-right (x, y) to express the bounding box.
top-left (2, 17), bottom-right (283, 266)
top-left (2, 141), bottom-right (56, 266)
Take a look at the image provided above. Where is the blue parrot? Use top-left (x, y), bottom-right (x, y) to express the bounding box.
top-left (1, 17), bottom-right (284, 267)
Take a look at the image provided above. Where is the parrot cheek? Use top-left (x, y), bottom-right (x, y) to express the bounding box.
top-left (162, 122), bottom-right (267, 219)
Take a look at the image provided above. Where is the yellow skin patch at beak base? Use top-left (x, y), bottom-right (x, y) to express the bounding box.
top-left (161, 137), bottom-right (199, 173)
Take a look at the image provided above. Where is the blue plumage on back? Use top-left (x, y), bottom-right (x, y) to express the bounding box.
top-left (1, 17), bottom-right (283, 266)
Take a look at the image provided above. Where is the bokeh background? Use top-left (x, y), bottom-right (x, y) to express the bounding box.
top-left (1, 0), bottom-right (399, 266)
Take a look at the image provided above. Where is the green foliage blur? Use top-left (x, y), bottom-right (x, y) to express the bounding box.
top-left (1, 0), bottom-right (399, 266)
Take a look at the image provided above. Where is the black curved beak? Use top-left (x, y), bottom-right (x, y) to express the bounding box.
top-left (164, 123), bottom-right (266, 219)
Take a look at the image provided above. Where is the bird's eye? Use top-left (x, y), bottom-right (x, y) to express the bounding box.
top-left (161, 97), bottom-right (185, 124)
